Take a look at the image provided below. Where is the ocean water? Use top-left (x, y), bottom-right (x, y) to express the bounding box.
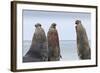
top-left (22, 40), bottom-right (79, 61)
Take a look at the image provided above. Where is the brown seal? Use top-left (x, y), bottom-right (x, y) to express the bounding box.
top-left (47, 23), bottom-right (61, 61)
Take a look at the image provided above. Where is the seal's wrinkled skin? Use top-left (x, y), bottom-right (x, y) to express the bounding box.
top-left (23, 23), bottom-right (48, 62)
top-left (75, 20), bottom-right (91, 59)
top-left (47, 23), bottom-right (61, 61)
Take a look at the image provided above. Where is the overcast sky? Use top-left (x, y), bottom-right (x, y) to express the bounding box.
top-left (23, 10), bottom-right (91, 41)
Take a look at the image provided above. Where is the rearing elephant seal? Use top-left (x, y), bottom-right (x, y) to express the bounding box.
top-left (75, 20), bottom-right (91, 59)
top-left (47, 23), bottom-right (61, 61)
top-left (23, 23), bottom-right (48, 62)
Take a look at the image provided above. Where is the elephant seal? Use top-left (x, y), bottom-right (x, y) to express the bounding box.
top-left (47, 23), bottom-right (61, 61)
top-left (23, 23), bottom-right (48, 62)
top-left (75, 20), bottom-right (91, 59)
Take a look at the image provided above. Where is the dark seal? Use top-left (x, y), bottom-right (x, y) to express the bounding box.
top-left (23, 23), bottom-right (48, 62)
top-left (75, 20), bottom-right (91, 59)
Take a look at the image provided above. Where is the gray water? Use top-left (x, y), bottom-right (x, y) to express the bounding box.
top-left (22, 40), bottom-right (79, 61)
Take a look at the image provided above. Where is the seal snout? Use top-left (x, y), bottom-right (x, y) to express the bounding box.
top-left (51, 23), bottom-right (56, 28)
top-left (75, 20), bottom-right (81, 25)
top-left (35, 23), bottom-right (41, 28)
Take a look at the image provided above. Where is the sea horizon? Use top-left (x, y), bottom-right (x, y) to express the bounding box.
top-left (22, 40), bottom-right (81, 61)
